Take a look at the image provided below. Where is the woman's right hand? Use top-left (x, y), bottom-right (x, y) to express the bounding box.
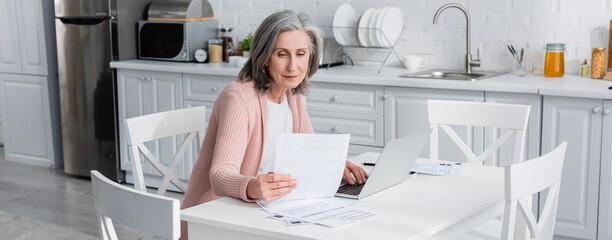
top-left (247, 173), bottom-right (297, 202)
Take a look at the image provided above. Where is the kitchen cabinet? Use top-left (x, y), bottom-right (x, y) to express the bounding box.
top-left (181, 73), bottom-right (233, 177)
top-left (598, 100), bottom-right (612, 240)
top-left (0, 0), bottom-right (60, 168)
top-left (183, 74), bottom-right (232, 103)
top-left (0, 74), bottom-right (55, 166)
top-left (0, 0), bottom-right (20, 74)
top-left (307, 82), bottom-right (384, 148)
top-left (542, 96), bottom-right (601, 240)
top-left (384, 87), bottom-right (483, 161)
top-left (117, 69), bottom-right (182, 182)
top-left (117, 70), bottom-right (235, 186)
top-left (308, 82), bottom-right (384, 162)
top-left (0, 0), bottom-right (52, 75)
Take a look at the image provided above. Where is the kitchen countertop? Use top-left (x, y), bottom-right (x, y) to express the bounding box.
top-left (538, 75), bottom-right (612, 99)
top-left (111, 59), bottom-right (612, 98)
top-left (314, 65), bottom-right (557, 94)
top-left (110, 59), bottom-right (241, 77)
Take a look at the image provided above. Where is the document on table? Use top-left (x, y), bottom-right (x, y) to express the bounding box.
top-left (274, 133), bottom-right (350, 201)
top-left (262, 133), bottom-right (375, 227)
top-left (258, 198), bottom-right (376, 227)
top-left (411, 162), bottom-right (463, 176)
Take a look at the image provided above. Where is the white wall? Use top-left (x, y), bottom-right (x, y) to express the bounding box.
top-left (209, 0), bottom-right (611, 74)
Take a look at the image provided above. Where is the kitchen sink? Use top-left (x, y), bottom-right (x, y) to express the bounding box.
top-left (399, 69), bottom-right (503, 81)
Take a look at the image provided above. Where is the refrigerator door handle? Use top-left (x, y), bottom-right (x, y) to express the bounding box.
top-left (57, 16), bottom-right (110, 25)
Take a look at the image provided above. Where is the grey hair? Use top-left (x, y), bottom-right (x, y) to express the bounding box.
top-left (237, 10), bottom-right (323, 95)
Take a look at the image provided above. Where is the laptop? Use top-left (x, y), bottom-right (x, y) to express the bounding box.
top-left (335, 129), bottom-right (430, 199)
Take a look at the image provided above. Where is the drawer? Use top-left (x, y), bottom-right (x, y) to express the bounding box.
top-left (183, 74), bottom-right (234, 102)
top-left (307, 82), bottom-right (383, 115)
top-left (309, 110), bottom-right (384, 147)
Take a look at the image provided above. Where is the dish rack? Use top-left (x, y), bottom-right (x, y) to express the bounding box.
top-left (327, 26), bottom-right (404, 73)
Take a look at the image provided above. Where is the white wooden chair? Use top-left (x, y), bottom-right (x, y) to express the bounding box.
top-left (91, 170), bottom-right (180, 240)
top-left (427, 100), bottom-right (531, 164)
top-left (465, 142), bottom-right (567, 240)
top-left (501, 141), bottom-right (567, 240)
top-left (125, 106), bottom-right (206, 195)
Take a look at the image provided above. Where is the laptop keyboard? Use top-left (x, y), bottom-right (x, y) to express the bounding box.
top-left (337, 183), bottom-right (365, 196)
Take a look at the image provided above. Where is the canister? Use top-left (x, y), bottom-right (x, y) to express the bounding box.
top-left (208, 39), bottom-right (223, 63)
top-left (544, 43), bottom-right (565, 77)
top-left (219, 27), bottom-right (234, 62)
top-left (591, 47), bottom-right (606, 79)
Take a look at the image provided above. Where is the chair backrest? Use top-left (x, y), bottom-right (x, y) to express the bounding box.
top-left (91, 170), bottom-right (180, 240)
top-left (125, 106), bottom-right (207, 195)
top-left (427, 100), bottom-right (530, 164)
top-left (501, 142), bottom-right (567, 240)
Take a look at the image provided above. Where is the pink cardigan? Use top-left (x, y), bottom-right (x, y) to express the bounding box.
top-left (180, 80), bottom-right (313, 238)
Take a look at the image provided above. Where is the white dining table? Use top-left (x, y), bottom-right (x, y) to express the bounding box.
top-left (181, 154), bottom-right (505, 240)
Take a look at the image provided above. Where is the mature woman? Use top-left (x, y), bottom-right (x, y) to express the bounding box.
top-left (180, 10), bottom-right (368, 238)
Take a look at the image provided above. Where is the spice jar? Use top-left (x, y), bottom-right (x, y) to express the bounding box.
top-left (208, 39), bottom-right (223, 63)
top-left (544, 43), bottom-right (565, 77)
top-left (591, 47), bottom-right (606, 79)
top-left (219, 27), bottom-right (234, 62)
top-left (581, 59), bottom-right (589, 78)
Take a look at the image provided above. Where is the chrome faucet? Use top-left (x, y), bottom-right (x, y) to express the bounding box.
top-left (433, 3), bottom-right (480, 74)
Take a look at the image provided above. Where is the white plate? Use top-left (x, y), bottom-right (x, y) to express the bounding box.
top-left (357, 8), bottom-right (375, 47)
top-left (378, 7), bottom-right (403, 47)
top-left (332, 4), bottom-right (358, 46)
top-left (367, 8), bottom-right (383, 47)
top-left (374, 7), bottom-right (391, 47)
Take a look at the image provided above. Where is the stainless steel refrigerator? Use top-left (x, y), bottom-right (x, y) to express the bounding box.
top-left (54, 0), bottom-right (149, 180)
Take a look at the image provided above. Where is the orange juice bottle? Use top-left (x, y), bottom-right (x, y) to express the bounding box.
top-left (544, 43), bottom-right (565, 77)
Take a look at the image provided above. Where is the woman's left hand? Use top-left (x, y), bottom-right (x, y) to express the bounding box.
top-left (344, 160), bottom-right (368, 185)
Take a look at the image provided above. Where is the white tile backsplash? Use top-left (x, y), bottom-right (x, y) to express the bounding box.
top-left (559, 0), bottom-right (606, 14)
top-left (210, 0), bottom-right (612, 73)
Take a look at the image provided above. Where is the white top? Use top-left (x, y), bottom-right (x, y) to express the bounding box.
top-left (110, 60), bottom-right (559, 94)
top-left (181, 156), bottom-right (505, 240)
top-left (538, 75), bottom-right (612, 99)
top-left (258, 95), bottom-right (293, 175)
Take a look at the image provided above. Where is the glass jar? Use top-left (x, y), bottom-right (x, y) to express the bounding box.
top-left (533, 46), bottom-right (546, 75)
top-left (591, 47), bottom-right (606, 79)
top-left (581, 59), bottom-right (589, 78)
top-left (208, 39), bottom-right (223, 63)
top-left (219, 27), bottom-right (234, 62)
top-left (544, 43), bottom-right (565, 77)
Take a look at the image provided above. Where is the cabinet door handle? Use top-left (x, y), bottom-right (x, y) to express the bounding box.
top-left (382, 93), bottom-right (390, 100)
top-left (211, 86), bottom-right (219, 92)
top-left (140, 75), bottom-right (146, 81)
top-left (331, 95), bottom-right (340, 102)
top-left (593, 106), bottom-right (601, 113)
top-left (604, 108), bottom-right (611, 115)
top-left (332, 126), bottom-right (340, 132)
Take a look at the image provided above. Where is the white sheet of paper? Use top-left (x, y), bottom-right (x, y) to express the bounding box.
top-left (274, 133), bottom-right (350, 201)
top-left (411, 162), bottom-right (463, 176)
top-left (259, 198), bottom-right (375, 227)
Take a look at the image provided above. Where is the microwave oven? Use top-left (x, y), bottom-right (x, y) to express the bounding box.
top-left (138, 20), bottom-right (218, 62)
